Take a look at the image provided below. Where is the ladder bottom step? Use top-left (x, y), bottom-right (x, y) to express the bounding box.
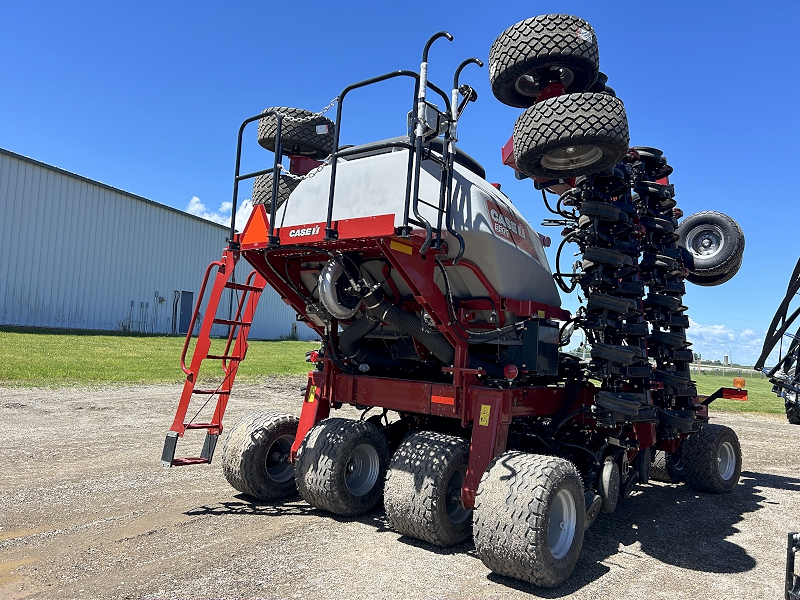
top-left (192, 389), bottom-right (232, 395)
top-left (205, 354), bottom-right (241, 361)
top-left (172, 457), bottom-right (211, 466)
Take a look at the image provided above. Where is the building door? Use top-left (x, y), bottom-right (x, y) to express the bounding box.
top-left (178, 291), bottom-right (194, 335)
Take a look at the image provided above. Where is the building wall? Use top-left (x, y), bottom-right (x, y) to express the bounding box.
top-left (0, 148), bottom-right (317, 341)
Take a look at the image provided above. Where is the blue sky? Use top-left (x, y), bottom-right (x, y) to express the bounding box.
top-left (1, 1), bottom-right (798, 365)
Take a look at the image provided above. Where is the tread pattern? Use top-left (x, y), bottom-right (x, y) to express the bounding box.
top-left (682, 424), bottom-right (741, 493)
top-left (221, 410), bottom-right (299, 500)
top-left (473, 452), bottom-right (585, 588)
top-left (257, 106), bottom-right (335, 160)
top-left (295, 417), bottom-right (389, 516)
top-left (489, 14), bottom-right (599, 107)
top-left (513, 92), bottom-right (629, 179)
top-left (383, 431), bottom-right (472, 547)
top-left (650, 450), bottom-right (685, 483)
top-left (787, 404), bottom-right (800, 425)
top-left (251, 172), bottom-right (301, 210)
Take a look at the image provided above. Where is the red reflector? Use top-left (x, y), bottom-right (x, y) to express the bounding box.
top-left (308, 350), bottom-right (319, 363)
top-left (491, 182), bottom-right (502, 190)
top-left (503, 364), bottom-right (519, 380)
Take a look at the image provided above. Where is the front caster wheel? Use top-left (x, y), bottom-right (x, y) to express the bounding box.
top-left (295, 418), bottom-right (390, 516)
top-left (473, 452), bottom-right (585, 588)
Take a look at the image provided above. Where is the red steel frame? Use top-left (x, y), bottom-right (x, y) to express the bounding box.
top-left (236, 205), bottom-right (580, 507)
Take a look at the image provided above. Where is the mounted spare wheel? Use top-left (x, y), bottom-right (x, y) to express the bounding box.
top-left (686, 255), bottom-right (742, 287)
top-left (488, 14), bottom-right (600, 108)
top-left (257, 106), bottom-right (335, 160)
top-left (251, 172), bottom-right (301, 211)
top-left (677, 211), bottom-right (744, 278)
top-left (513, 92), bottom-right (630, 179)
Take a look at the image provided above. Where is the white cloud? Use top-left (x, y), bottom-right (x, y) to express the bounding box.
top-left (686, 318), bottom-right (770, 366)
top-left (185, 196), bottom-right (253, 231)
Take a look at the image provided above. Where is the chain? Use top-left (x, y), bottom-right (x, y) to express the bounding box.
top-left (268, 96), bottom-right (339, 123)
top-left (278, 154), bottom-right (332, 181)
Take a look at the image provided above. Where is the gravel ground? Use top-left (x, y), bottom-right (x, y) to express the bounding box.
top-left (1, 377), bottom-right (798, 599)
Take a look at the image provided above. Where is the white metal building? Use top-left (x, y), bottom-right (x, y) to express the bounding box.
top-left (0, 147), bottom-right (316, 341)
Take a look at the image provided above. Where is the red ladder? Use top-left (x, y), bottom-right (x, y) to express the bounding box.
top-left (161, 248), bottom-right (266, 467)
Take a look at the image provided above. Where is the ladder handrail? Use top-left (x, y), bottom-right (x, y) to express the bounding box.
top-left (181, 259), bottom-right (226, 375)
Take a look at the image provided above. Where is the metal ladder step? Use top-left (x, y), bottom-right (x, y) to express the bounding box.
top-left (205, 354), bottom-right (241, 361)
top-left (213, 318), bottom-right (251, 327)
top-left (192, 388), bottom-right (232, 395)
top-left (225, 282), bottom-right (261, 292)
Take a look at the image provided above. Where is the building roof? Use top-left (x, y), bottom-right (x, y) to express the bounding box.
top-left (0, 146), bottom-right (228, 230)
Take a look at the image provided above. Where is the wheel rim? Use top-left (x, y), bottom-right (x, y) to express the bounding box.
top-left (717, 441), bottom-right (736, 481)
top-left (264, 435), bottom-right (295, 483)
top-left (515, 67), bottom-right (575, 98)
top-left (445, 465), bottom-right (471, 524)
top-left (686, 224), bottom-right (724, 259)
top-left (345, 443), bottom-right (380, 496)
top-left (548, 489), bottom-right (577, 560)
top-left (672, 455), bottom-right (684, 472)
top-left (541, 145), bottom-right (604, 171)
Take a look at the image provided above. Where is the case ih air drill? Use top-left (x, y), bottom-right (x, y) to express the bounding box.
top-left (162, 15), bottom-right (747, 587)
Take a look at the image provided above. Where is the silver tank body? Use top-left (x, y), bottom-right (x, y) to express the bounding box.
top-left (270, 148), bottom-right (561, 309)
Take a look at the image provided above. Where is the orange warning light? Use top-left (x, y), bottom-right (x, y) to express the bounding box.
top-left (733, 377), bottom-right (746, 390)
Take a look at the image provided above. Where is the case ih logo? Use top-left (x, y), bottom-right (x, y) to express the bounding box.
top-left (288, 225), bottom-right (321, 238)
top-left (486, 198), bottom-right (540, 260)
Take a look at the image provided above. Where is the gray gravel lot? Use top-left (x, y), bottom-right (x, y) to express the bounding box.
top-left (1, 377), bottom-right (798, 599)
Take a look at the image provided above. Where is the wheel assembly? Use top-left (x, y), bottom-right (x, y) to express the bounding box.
top-left (474, 452), bottom-right (585, 588)
top-left (677, 211), bottom-right (744, 280)
top-left (251, 171), bottom-right (301, 211)
top-left (295, 418), bottom-right (390, 516)
top-left (489, 14), bottom-right (599, 108)
top-left (257, 106), bottom-right (335, 159)
top-left (682, 424), bottom-right (741, 493)
top-left (384, 431), bottom-right (472, 547)
top-left (221, 410), bottom-right (300, 500)
top-left (513, 92), bottom-right (629, 179)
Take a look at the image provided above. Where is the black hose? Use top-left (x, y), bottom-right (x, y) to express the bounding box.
top-left (339, 313), bottom-right (381, 360)
top-left (368, 301), bottom-right (455, 364)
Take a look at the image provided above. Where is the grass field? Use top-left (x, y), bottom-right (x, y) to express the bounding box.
top-left (0, 327), bottom-right (787, 417)
top-left (0, 327), bottom-right (316, 386)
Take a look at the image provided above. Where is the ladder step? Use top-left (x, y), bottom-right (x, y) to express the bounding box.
top-left (192, 389), bottom-right (232, 395)
top-left (225, 282), bottom-right (262, 292)
top-left (213, 318), bottom-right (251, 327)
top-left (171, 457), bottom-right (211, 467)
top-left (205, 353), bottom-right (241, 361)
top-left (184, 422), bottom-right (218, 429)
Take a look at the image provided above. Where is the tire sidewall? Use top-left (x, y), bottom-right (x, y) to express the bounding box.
top-left (539, 467), bottom-right (586, 582)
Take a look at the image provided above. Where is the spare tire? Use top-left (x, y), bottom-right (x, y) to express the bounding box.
top-left (513, 92), bottom-right (629, 179)
top-left (489, 14), bottom-right (600, 108)
top-left (677, 211), bottom-right (744, 277)
top-left (258, 106), bottom-right (335, 160)
top-left (252, 172), bottom-right (301, 211)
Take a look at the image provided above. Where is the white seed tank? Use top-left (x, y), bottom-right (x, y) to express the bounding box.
top-left (270, 145), bottom-right (561, 311)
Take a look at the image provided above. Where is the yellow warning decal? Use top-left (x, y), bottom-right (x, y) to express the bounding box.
top-left (479, 404), bottom-right (491, 426)
top-left (537, 309), bottom-right (546, 319)
top-left (390, 241), bottom-right (413, 255)
top-left (307, 385), bottom-right (317, 403)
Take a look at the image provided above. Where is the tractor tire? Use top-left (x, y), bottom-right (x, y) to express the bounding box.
top-left (650, 450), bottom-right (686, 483)
top-left (257, 106), bottom-right (335, 160)
top-left (383, 431), bottom-right (472, 547)
top-left (513, 92), bottom-right (629, 179)
top-left (488, 14), bottom-right (599, 108)
top-left (686, 255), bottom-right (742, 287)
top-left (221, 410), bottom-right (299, 500)
top-left (682, 424), bottom-right (741, 493)
top-left (677, 211), bottom-right (745, 277)
top-left (786, 404), bottom-right (800, 425)
top-left (474, 452), bottom-right (585, 588)
top-left (295, 418), bottom-right (390, 516)
top-left (251, 172), bottom-right (301, 211)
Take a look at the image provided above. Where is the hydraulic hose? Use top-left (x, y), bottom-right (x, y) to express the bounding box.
top-left (338, 290), bottom-right (455, 366)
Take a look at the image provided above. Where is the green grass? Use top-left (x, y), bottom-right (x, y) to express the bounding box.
top-left (0, 327), bottom-right (317, 387)
top-left (693, 371), bottom-right (785, 415)
top-left (0, 327), bottom-right (790, 418)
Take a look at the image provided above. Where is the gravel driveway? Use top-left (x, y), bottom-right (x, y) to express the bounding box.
top-left (1, 377), bottom-right (798, 599)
